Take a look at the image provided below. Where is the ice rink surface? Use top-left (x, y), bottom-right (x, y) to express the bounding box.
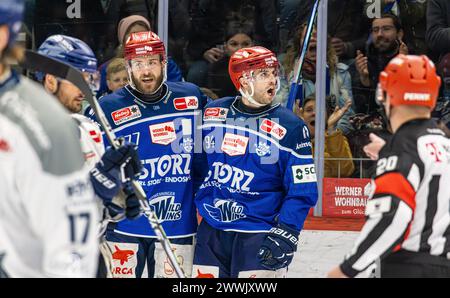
top-left (288, 230), bottom-right (370, 278)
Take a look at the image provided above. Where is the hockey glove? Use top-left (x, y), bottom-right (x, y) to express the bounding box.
top-left (257, 223), bottom-right (300, 270)
top-left (103, 185), bottom-right (142, 220)
top-left (100, 142), bottom-right (142, 181)
top-left (90, 143), bottom-right (142, 202)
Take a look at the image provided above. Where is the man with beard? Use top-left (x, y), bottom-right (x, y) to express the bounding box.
top-left (353, 13), bottom-right (408, 115)
top-left (0, 1), bottom-right (99, 277)
top-left (90, 31), bottom-right (208, 278)
top-left (36, 34), bottom-right (144, 277)
top-left (192, 46), bottom-right (318, 277)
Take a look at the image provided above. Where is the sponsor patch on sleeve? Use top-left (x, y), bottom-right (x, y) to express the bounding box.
top-left (292, 164), bottom-right (317, 184)
top-left (260, 119), bottom-right (287, 140)
top-left (173, 96), bottom-right (199, 110)
top-left (203, 107), bottom-right (228, 121)
top-left (111, 105), bottom-right (142, 125)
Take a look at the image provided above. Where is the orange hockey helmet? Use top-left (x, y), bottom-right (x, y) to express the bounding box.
top-left (378, 54), bottom-right (441, 110)
top-left (229, 46), bottom-right (279, 91)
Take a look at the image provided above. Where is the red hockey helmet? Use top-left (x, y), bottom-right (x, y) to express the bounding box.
top-left (124, 31), bottom-right (166, 62)
top-left (229, 46), bottom-right (279, 91)
top-left (378, 54), bottom-right (441, 110)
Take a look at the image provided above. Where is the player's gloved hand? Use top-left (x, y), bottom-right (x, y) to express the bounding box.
top-left (123, 186), bottom-right (142, 220)
top-left (99, 142), bottom-right (142, 181)
top-left (90, 142), bottom-right (142, 202)
top-left (103, 185), bottom-right (142, 220)
top-left (257, 223), bottom-right (300, 270)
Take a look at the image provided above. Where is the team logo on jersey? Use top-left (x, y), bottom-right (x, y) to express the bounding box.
top-left (221, 133), bottom-right (249, 156)
top-left (203, 107), bottom-right (228, 121)
top-left (149, 192), bottom-right (182, 222)
top-left (203, 199), bottom-right (246, 222)
top-left (260, 119), bottom-right (287, 140)
top-left (255, 142), bottom-right (271, 157)
top-left (0, 139), bottom-right (11, 152)
top-left (111, 105), bottom-right (142, 125)
top-left (181, 137), bottom-right (193, 153)
top-left (292, 164), bottom-right (317, 184)
top-left (149, 121), bottom-right (177, 145)
top-left (173, 96), bottom-right (199, 110)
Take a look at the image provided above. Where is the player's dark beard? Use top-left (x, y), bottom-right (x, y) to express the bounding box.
top-left (131, 73), bottom-right (163, 95)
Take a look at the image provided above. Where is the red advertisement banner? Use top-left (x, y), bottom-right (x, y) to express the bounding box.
top-left (322, 178), bottom-right (372, 218)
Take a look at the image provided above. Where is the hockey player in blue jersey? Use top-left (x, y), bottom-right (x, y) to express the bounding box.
top-left (90, 31), bottom-right (208, 278)
top-left (192, 46), bottom-right (318, 278)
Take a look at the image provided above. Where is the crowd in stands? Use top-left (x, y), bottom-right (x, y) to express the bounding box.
top-left (26, 0), bottom-right (450, 179)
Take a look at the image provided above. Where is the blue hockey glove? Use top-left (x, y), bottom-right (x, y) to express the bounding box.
top-left (123, 186), bottom-right (142, 220)
top-left (103, 185), bottom-right (142, 220)
top-left (257, 223), bottom-right (300, 270)
top-left (100, 142), bottom-right (142, 181)
top-left (90, 143), bottom-right (142, 202)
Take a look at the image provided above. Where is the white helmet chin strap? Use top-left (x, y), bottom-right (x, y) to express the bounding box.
top-left (239, 75), bottom-right (281, 108)
top-left (239, 81), bottom-right (266, 107)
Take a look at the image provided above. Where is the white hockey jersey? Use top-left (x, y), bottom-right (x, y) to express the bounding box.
top-left (71, 113), bottom-right (105, 168)
top-left (0, 72), bottom-right (100, 277)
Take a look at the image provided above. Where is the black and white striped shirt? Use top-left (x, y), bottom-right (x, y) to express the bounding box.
top-left (340, 119), bottom-right (450, 277)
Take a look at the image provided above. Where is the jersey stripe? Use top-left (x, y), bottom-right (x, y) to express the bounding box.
top-left (374, 172), bottom-right (416, 210)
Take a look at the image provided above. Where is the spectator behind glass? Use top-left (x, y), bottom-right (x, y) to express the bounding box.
top-left (105, 58), bottom-right (128, 95)
top-left (294, 93), bottom-right (355, 178)
top-left (278, 0), bottom-right (368, 59)
top-left (277, 23), bottom-right (356, 135)
top-left (206, 24), bottom-right (254, 98)
top-left (185, 0), bottom-right (277, 87)
top-left (351, 13), bottom-right (408, 115)
top-left (426, 0), bottom-right (450, 64)
top-left (363, 0), bottom-right (427, 55)
top-left (97, 15), bottom-right (183, 97)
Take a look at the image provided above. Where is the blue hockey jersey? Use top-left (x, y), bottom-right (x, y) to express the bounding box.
top-left (91, 82), bottom-right (208, 238)
top-left (196, 97), bottom-right (318, 233)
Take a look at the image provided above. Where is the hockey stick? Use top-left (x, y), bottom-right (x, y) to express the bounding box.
top-left (285, 0), bottom-right (320, 111)
top-left (20, 50), bottom-right (186, 278)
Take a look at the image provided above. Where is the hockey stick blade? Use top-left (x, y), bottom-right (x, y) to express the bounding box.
top-left (20, 50), bottom-right (186, 278)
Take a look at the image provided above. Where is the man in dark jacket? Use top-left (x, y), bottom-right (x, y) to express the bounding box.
top-left (426, 0), bottom-right (450, 63)
top-left (352, 13), bottom-right (408, 114)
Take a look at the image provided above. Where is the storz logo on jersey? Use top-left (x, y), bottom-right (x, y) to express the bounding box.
top-left (221, 133), bottom-right (249, 156)
top-left (260, 119), bottom-right (287, 140)
top-left (173, 96), bottom-right (199, 110)
top-left (206, 162), bottom-right (254, 191)
top-left (149, 121), bottom-right (177, 145)
top-left (203, 108), bottom-right (228, 121)
top-left (292, 164), bottom-right (317, 184)
top-left (149, 192), bottom-right (182, 222)
top-left (111, 105), bottom-right (142, 125)
top-left (203, 199), bottom-right (246, 223)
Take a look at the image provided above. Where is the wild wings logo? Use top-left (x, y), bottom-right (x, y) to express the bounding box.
top-left (203, 199), bottom-right (246, 223)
